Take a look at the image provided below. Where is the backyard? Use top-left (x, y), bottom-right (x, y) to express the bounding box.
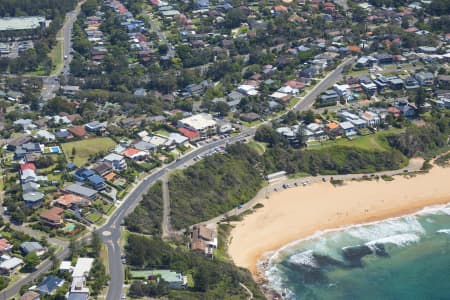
top-left (61, 137), bottom-right (117, 166)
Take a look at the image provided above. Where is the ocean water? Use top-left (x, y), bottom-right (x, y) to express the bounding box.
top-left (264, 203), bottom-right (450, 300)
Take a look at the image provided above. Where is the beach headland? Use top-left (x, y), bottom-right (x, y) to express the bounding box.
top-left (228, 160), bottom-right (450, 281)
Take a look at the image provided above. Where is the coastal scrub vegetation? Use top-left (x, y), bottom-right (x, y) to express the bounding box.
top-left (168, 143), bottom-right (264, 229)
top-left (125, 181), bottom-right (163, 236)
top-left (125, 234), bottom-right (265, 299)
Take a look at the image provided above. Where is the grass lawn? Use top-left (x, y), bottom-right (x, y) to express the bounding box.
top-left (50, 39), bottom-right (63, 75)
top-left (316, 128), bottom-right (404, 152)
top-left (154, 129), bottom-right (170, 137)
top-left (86, 212), bottom-right (105, 225)
top-left (246, 141), bottom-right (266, 155)
top-left (61, 137), bottom-right (117, 166)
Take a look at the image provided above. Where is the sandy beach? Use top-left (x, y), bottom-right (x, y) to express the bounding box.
top-left (228, 162), bottom-right (450, 276)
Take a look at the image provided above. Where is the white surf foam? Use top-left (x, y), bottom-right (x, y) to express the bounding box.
top-left (366, 233), bottom-right (420, 247)
top-left (437, 229), bottom-right (450, 235)
top-left (347, 215), bottom-right (425, 242)
top-left (288, 250), bottom-right (319, 268)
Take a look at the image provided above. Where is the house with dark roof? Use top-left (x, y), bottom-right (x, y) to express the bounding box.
top-left (91, 162), bottom-right (113, 177)
top-left (415, 72), bottom-right (434, 86)
top-left (74, 168), bottom-right (96, 182)
top-left (85, 121), bottom-right (106, 132)
top-left (6, 135), bottom-right (31, 151)
top-left (87, 175), bottom-right (106, 190)
top-left (20, 242), bottom-right (45, 256)
top-left (64, 184), bottom-right (98, 200)
top-left (23, 192), bottom-right (44, 207)
top-left (35, 275), bottom-right (64, 295)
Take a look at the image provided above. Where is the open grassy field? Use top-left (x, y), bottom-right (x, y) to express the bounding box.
top-left (61, 137), bottom-right (116, 166)
top-left (316, 128), bottom-right (404, 152)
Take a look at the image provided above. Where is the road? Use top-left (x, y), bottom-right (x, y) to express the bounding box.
top-left (40, 1), bottom-right (84, 101)
top-left (145, 14), bottom-right (175, 58)
top-left (293, 57), bottom-right (355, 112)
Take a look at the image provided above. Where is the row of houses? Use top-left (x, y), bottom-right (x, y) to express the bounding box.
top-left (276, 104), bottom-right (416, 145)
top-left (84, 12), bottom-right (108, 64)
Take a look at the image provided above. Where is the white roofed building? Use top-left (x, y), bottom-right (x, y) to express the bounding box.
top-left (177, 113), bottom-right (217, 135)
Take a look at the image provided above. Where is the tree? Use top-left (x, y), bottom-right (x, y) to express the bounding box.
top-left (255, 125), bottom-right (282, 146)
top-left (296, 124), bottom-right (307, 148)
top-left (415, 87), bottom-right (426, 113)
top-left (212, 101), bottom-right (230, 116)
top-left (24, 253), bottom-right (40, 271)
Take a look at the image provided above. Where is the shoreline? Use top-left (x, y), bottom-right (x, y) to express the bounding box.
top-left (228, 163), bottom-right (450, 285)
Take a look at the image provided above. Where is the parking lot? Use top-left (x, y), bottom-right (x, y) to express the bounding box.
top-left (0, 40), bottom-right (34, 58)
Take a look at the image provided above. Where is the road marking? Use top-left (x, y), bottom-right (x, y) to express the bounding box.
top-left (102, 230), bottom-right (112, 237)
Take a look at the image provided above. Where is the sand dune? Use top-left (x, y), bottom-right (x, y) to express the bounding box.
top-left (228, 164), bottom-right (450, 276)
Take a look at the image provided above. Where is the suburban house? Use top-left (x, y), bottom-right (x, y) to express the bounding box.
top-left (91, 161), bottom-right (113, 176)
top-left (103, 153), bottom-right (127, 171)
top-left (0, 239), bottom-right (13, 255)
top-left (320, 90), bottom-right (340, 104)
top-left (6, 135), bottom-right (31, 151)
top-left (19, 291), bottom-right (41, 300)
top-left (87, 175), bottom-right (106, 190)
top-left (130, 270), bottom-right (188, 289)
top-left (55, 194), bottom-right (86, 209)
top-left (0, 256), bottom-right (24, 275)
top-left (415, 72), bottom-right (434, 86)
top-left (20, 242), bottom-right (46, 257)
top-left (68, 257), bottom-right (95, 300)
top-left (64, 184), bottom-right (98, 200)
top-left (74, 168), bottom-right (96, 182)
top-left (85, 121), bottom-right (106, 132)
top-left (34, 275), bottom-right (65, 295)
top-left (190, 224), bottom-right (218, 257)
top-left (361, 111), bottom-right (382, 127)
top-left (40, 207), bottom-right (64, 227)
top-left (339, 121), bottom-right (357, 137)
top-left (68, 126), bottom-right (88, 138)
top-left (23, 191), bottom-right (45, 207)
top-left (121, 148), bottom-right (148, 160)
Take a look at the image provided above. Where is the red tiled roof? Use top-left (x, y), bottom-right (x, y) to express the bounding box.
top-left (121, 148), bottom-right (145, 158)
top-left (20, 163), bottom-right (36, 172)
top-left (286, 80), bottom-right (305, 89)
top-left (274, 5), bottom-right (288, 12)
top-left (68, 126), bottom-right (87, 137)
top-left (178, 128), bottom-right (199, 139)
top-left (40, 207), bottom-right (64, 222)
top-left (0, 238), bottom-right (11, 252)
top-left (56, 194), bottom-right (83, 208)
